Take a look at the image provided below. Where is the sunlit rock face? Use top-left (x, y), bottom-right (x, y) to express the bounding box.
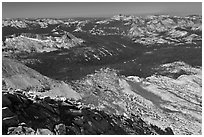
top-left (72, 62), bottom-right (201, 135)
top-left (126, 62), bottom-right (202, 135)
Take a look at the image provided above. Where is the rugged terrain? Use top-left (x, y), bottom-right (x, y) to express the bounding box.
top-left (71, 62), bottom-right (202, 135)
top-left (2, 58), bottom-right (174, 135)
top-left (2, 14), bottom-right (202, 81)
top-left (3, 14), bottom-right (201, 46)
top-left (2, 89), bottom-right (174, 135)
top-left (2, 14), bottom-right (202, 135)
top-left (2, 57), bottom-right (201, 135)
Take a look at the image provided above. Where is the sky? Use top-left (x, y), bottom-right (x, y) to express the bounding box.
top-left (2, 2), bottom-right (202, 18)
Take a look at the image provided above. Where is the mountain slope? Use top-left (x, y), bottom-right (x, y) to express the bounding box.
top-left (2, 57), bottom-right (81, 100)
top-left (72, 62), bottom-right (202, 135)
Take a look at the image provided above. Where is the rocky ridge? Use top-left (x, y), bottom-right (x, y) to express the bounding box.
top-left (126, 15), bottom-right (202, 45)
top-left (72, 62), bottom-right (202, 135)
top-left (2, 18), bottom-right (64, 29)
top-left (3, 14), bottom-right (202, 47)
top-left (3, 31), bottom-right (84, 53)
top-left (2, 89), bottom-right (173, 135)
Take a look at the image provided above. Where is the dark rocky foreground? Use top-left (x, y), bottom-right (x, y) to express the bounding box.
top-left (2, 90), bottom-right (173, 135)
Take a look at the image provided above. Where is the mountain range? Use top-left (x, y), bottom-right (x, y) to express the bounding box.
top-left (2, 14), bottom-right (202, 135)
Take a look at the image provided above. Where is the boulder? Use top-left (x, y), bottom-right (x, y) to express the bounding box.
top-left (54, 123), bottom-right (66, 135)
top-left (127, 76), bottom-right (142, 83)
top-left (36, 128), bottom-right (54, 135)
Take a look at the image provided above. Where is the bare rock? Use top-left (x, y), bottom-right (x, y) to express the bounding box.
top-left (54, 123), bottom-right (66, 135)
top-left (36, 128), bottom-right (54, 135)
top-left (7, 126), bottom-right (35, 135)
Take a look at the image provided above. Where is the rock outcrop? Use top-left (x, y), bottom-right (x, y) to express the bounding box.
top-left (2, 90), bottom-right (173, 135)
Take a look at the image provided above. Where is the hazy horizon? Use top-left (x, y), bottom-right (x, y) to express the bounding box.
top-left (2, 2), bottom-right (202, 18)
